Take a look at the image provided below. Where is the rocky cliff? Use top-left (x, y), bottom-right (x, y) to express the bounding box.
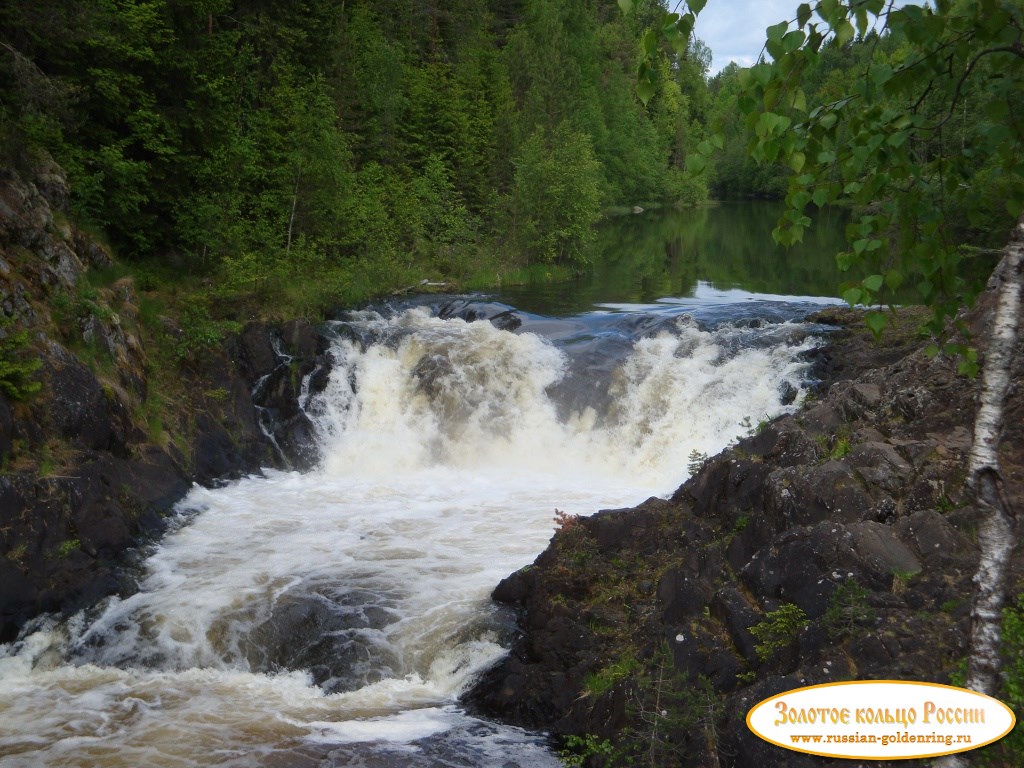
top-left (0, 160), bottom-right (332, 641)
top-left (468, 301), bottom-right (1024, 767)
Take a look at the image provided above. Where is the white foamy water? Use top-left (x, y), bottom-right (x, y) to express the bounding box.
top-left (0, 303), bottom-right (820, 767)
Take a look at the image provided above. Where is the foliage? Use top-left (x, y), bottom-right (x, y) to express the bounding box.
top-left (584, 652), bottom-right (639, 696)
top-left (824, 579), bottom-right (874, 637)
top-left (750, 603), bottom-right (808, 661)
top-left (559, 734), bottom-right (617, 768)
top-left (631, 1), bottom-right (1021, 358)
top-left (682, 2), bottom-right (1020, 344)
top-left (511, 122), bottom-right (604, 266)
top-left (687, 448), bottom-right (709, 475)
top-left (1, 0), bottom-right (713, 300)
top-left (0, 315), bottom-right (42, 400)
top-left (974, 592), bottom-right (1024, 763)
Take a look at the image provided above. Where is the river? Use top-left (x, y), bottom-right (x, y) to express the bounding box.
top-left (0, 203), bottom-right (850, 767)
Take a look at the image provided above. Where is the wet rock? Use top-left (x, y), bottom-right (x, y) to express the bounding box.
top-left (0, 393), bottom-right (12, 462)
top-left (239, 322), bottom-right (279, 380)
top-left (779, 380), bottom-right (798, 405)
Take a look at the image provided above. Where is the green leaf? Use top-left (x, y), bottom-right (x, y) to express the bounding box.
top-left (885, 269), bottom-right (904, 291)
top-left (637, 75), bottom-right (656, 105)
top-left (790, 87), bottom-right (807, 112)
top-left (789, 151), bottom-right (806, 173)
top-left (856, 8), bottom-right (869, 37)
top-left (819, 112), bottom-right (838, 130)
top-left (863, 274), bottom-right (884, 292)
top-left (797, 2), bottom-right (812, 27)
top-left (617, 0), bottom-right (633, 15)
top-left (870, 63), bottom-right (892, 85)
top-left (865, 311), bottom-right (887, 337)
top-left (642, 29), bottom-right (659, 57)
top-left (842, 287), bottom-right (862, 306)
top-left (887, 132), bottom-right (908, 148)
top-left (689, 0), bottom-right (707, 13)
top-left (686, 154), bottom-right (707, 174)
top-left (678, 12), bottom-right (695, 37)
top-left (767, 20), bottom-right (789, 43)
top-left (711, 133), bottom-right (725, 150)
top-left (835, 18), bottom-right (855, 47)
top-left (783, 30), bottom-right (806, 53)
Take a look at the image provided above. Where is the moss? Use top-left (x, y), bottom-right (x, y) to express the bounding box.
top-left (584, 652), bottom-right (639, 697)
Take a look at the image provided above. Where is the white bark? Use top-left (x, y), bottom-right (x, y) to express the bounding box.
top-left (936, 216), bottom-right (1023, 768)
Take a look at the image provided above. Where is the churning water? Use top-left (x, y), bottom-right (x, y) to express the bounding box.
top-left (0, 290), bottom-right (836, 767)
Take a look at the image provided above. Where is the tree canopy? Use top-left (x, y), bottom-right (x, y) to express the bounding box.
top-left (642, 0), bottom-right (1023, 357)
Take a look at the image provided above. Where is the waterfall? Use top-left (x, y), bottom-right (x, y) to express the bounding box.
top-left (0, 298), bottom-right (822, 767)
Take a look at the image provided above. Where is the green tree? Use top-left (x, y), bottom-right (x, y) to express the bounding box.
top-left (511, 122), bottom-right (604, 266)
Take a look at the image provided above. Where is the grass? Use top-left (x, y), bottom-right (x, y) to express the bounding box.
top-left (584, 652), bottom-right (639, 697)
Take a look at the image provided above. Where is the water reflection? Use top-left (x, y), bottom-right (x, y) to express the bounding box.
top-left (497, 201), bottom-right (850, 316)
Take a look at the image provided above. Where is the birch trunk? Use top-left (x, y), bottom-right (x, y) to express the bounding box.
top-left (936, 215), bottom-right (1024, 767)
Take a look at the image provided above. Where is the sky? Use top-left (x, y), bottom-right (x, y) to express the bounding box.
top-left (694, 0), bottom-right (799, 73)
top-left (692, 0), bottom-right (908, 75)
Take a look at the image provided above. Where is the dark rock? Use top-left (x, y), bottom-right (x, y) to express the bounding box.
top-left (0, 393), bottom-right (12, 461)
top-left (847, 521), bottom-right (922, 580)
top-left (779, 380), bottom-right (798, 405)
top-left (710, 585), bottom-right (761, 662)
top-left (192, 412), bottom-right (246, 486)
top-left (494, 567), bottom-right (534, 605)
top-left (44, 344), bottom-right (120, 452)
top-left (658, 566), bottom-right (708, 624)
top-left (238, 322), bottom-right (279, 381)
top-left (894, 509), bottom-right (974, 566)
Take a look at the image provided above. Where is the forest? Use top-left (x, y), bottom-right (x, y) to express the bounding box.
top-left (0, 0), bottom-right (1018, 316)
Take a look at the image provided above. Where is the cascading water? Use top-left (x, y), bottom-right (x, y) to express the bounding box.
top-left (0, 293), bottom-right (832, 767)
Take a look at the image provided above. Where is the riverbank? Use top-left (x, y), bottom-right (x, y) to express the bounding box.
top-left (0, 162), bottom-right (347, 640)
top-left (467, 297), bottom-right (1024, 767)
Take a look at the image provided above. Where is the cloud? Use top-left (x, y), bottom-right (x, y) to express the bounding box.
top-left (694, 0), bottom-right (912, 74)
top-left (695, 0), bottom-right (797, 73)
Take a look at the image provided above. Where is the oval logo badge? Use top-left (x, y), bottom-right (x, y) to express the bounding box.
top-left (746, 680), bottom-right (1016, 759)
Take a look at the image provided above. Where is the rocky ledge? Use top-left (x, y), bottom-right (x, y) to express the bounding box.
top-left (0, 162), bottom-right (333, 641)
top-left (467, 301), bottom-right (1024, 767)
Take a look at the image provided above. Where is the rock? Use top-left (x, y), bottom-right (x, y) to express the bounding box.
top-left (847, 521), bottom-right (922, 580)
top-left (710, 585), bottom-right (760, 663)
top-left (779, 380), bottom-right (798, 405)
top-left (44, 343), bottom-right (120, 452)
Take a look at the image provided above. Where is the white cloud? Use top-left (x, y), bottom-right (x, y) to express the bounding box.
top-left (693, 0), bottom-right (912, 74)
top-left (694, 0), bottom-right (799, 74)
